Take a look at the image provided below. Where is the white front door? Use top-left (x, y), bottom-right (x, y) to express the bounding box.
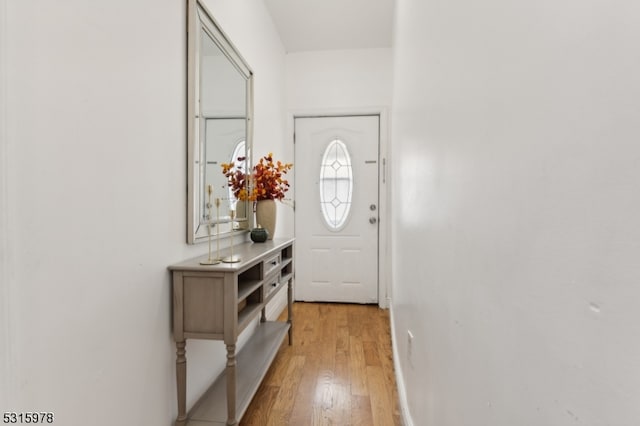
top-left (294, 115), bottom-right (380, 303)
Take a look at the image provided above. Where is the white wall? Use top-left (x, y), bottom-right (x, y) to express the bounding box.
top-left (0, 0), bottom-right (10, 411)
top-left (1, 0), bottom-right (285, 424)
top-left (391, 0), bottom-right (640, 425)
top-left (286, 48), bottom-right (392, 111)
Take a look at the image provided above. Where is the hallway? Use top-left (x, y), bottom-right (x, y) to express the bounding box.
top-left (240, 303), bottom-right (402, 425)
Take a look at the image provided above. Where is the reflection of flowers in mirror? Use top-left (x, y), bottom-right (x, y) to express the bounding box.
top-left (222, 153), bottom-right (293, 202)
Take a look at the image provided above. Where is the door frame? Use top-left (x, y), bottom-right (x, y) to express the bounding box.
top-left (288, 107), bottom-right (390, 308)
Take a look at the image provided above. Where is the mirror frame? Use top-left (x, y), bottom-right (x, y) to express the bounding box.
top-left (187, 0), bottom-right (254, 244)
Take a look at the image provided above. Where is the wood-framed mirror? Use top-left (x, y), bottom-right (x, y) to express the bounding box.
top-left (187, 0), bottom-right (253, 244)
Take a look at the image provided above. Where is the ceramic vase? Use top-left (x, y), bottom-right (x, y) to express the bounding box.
top-left (255, 199), bottom-right (276, 240)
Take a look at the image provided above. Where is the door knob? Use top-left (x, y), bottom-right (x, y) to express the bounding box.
top-left (369, 217), bottom-right (377, 224)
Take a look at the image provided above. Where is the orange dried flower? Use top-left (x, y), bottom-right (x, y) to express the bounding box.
top-left (222, 153), bottom-right (292, 201)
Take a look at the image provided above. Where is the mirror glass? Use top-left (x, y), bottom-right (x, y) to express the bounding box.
top-left (187, 0), bottom-right (253, 244)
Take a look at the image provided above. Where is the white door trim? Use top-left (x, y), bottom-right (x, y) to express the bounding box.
top-left (288, 107), bottom-right (390, 308)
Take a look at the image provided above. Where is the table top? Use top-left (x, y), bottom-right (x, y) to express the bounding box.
top-left (168, 237), bottom-right (294, 273)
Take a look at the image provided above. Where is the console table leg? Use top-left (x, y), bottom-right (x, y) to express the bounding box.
top-left (287, 278), bottom-right (293, 345)
top-left (175, 341), bottom-right (187, 426)
top-left (226, 344), bottom-right (237, 426)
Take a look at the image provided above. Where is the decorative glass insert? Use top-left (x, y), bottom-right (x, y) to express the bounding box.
top-left (319, 139), bottom-right (353, 230)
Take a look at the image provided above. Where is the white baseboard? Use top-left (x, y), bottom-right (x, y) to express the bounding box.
top-left (389, 300), bottom-right (414, 426)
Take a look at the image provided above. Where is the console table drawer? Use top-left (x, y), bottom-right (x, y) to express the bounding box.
top-left (263, 272), bottom-right (282, 299)
top-left (263, 253), bottom-right (281, 277)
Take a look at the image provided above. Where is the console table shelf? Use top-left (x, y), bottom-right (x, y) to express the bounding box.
top-left (237, 279), bottom-right (262, 301)
top-left (188, 322), bottom-right (289, 425)
top-left (169, 238), bottom-right (295, 426)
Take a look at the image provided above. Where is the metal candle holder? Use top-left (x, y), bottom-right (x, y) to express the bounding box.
top-left (200, 185), bottom-right (220, 265)
top-left (215, 197), bottom-right (221, 262)
top-left (222, 209), bottom-right (241, 263)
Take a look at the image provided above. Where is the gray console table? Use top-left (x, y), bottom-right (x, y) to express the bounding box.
top-left (169, 238), bottom-right (294, 426)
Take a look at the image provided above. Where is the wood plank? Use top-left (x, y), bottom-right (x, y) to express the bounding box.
top-left (349, 335), bottom-right (369, 397)
top-left (287, 348), bottom-right (321, 422)
top-left (239, 302), bottom-right (402, 426)
top-left (336, 325), bottom-right (350, 354)
top-left (329, 350), bottom-right (351, 425)
top-left (351, 395), bottom-right (374, 426)
top-left (367, 365), bottom-right (396, 426)
top-left (363, 340), bottom-right (382, 367)
top-left (238, 385), bottom-right (279, 426)
top-left (265, 355), bottom-right (306, 426)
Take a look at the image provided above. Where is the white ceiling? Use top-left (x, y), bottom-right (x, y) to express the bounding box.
top-left (263, 0), bottom-right (395, 53)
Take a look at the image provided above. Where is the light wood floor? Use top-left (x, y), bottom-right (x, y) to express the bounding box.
top-left (240, 302), bottom-right (402, 426)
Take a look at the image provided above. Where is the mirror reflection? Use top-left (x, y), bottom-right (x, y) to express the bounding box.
top-left (187, 0), bottom-right (253, 244)
top-left (203, 119), bottom-right (246, 219)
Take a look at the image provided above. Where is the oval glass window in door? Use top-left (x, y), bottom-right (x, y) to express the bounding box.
top-left (319, 139), bottom-right (353, 231)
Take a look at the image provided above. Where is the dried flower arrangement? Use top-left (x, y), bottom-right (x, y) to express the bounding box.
top-left (221, 153), bottom-right (293, 201)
